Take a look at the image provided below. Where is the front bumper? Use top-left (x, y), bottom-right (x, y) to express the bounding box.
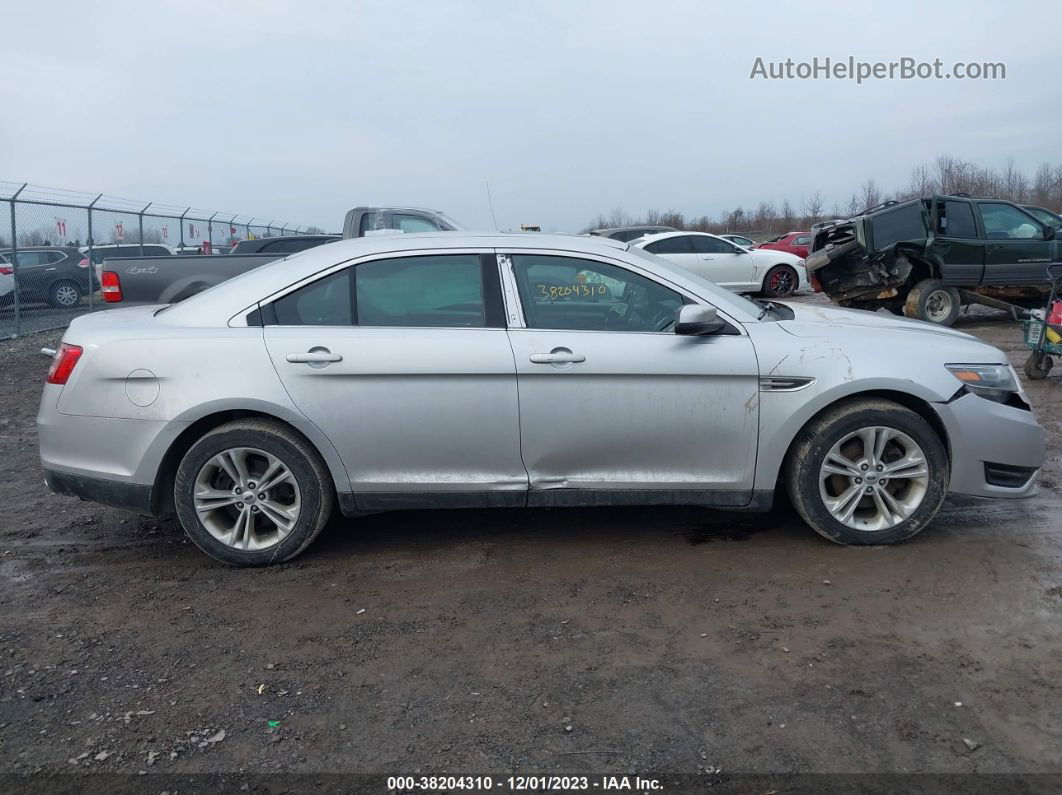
top-left (932, 392), bottom-right (1045, 498)
top-left (44, 468), bottom-right (154, 514)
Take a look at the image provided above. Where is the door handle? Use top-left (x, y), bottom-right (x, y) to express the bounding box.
top-left (530, 351), bottom-right (585, 365)
top-left (701, 256), bottom-right (715, 261)
top-left (286, 350), bottom-right (343, 364)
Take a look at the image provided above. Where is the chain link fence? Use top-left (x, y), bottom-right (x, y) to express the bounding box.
top-left (0, 182), bottom-right (307, 339)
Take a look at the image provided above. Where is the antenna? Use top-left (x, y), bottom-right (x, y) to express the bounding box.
top-left (486, 181), bottom-right (498, 231)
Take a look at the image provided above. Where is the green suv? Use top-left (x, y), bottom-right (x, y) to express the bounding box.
top-left (808, 195), bottom-right (1059, 325)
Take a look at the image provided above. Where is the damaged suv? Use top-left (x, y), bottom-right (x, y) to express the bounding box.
top-left (808, 195), bottom-right (1059, 325)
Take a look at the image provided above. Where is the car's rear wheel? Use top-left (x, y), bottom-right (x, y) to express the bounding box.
top-left (762, 265), bottom-right (798, 298)
top-left (49, 280), bottom-right (82, 309)
top-left (174, 419), bottom-right (334, 566)
top-left (905, 279), bottom-right (960, 326)
top-left (786, 399), bottom-right (949, 545)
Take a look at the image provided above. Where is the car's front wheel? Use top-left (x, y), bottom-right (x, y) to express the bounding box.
top-left (762, 265), bottom-right (798, 298)
top-left (174, 419), bottom-right (334, 566)
top-left (785, 399), bottom-right (949, 545)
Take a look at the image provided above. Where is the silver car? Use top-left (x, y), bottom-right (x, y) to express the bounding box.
top-left (38, 233), bottom-right (1045, 566)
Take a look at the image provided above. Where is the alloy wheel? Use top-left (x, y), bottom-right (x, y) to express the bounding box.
top-left (192, 446), bottom-right (302, 551)
top-left (818, 426), bottom-right (930, 532)
top-left (924, 289), bottom-right (954, 323)
top-left (55, 284), bottom-right (79, 307)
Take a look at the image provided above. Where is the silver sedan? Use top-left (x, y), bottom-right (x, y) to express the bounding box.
top-left (38, 233), bottom-right (1045, 565)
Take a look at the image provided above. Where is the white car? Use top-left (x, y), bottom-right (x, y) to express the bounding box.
top-left (0, 254), bottom-right (14, 306)
top-left (633, 231), bottom-right (809, 298)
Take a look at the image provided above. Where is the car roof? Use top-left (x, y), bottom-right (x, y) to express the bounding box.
top-left (163, 231), bottom-right (730, 323)
top-left (2, 245), bottom-right (81, 252)
top-left (632, 230), bottom-right (725, 244)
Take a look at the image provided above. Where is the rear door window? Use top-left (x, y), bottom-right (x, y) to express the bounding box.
top-left (274, 269), bottom-right (353, 326)
top-left (691, 236), bottom-right (736, 254)
top-left (394, 214), bottom-right (443, 234)
top-left (356, 254), bottom-right (484, 327)
top-left (941, 201), bottom-right (978, 238)
top-left (645, 236), bottom-right (693, 255)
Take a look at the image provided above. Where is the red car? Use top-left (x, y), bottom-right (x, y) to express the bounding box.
top-left (756, 231), bottom-right (812, 259)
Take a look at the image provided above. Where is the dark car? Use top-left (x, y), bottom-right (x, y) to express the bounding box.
top-left (589, 225), bottom-right (676, 242)
top-left (0, 246), bottom-right (97, 309)
top-left (808, 195), bottom-right (1058, 325)
top-left (230, 235), bottom-right (339, 255)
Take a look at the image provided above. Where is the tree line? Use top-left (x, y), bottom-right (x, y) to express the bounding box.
top-left (581, 156), bottom-right (1062, 238)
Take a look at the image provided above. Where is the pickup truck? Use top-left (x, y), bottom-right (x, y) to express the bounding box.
top-left (100, 206), bottom-right (461, 307)
top-left (807, 194), bottom-right (1060, 325)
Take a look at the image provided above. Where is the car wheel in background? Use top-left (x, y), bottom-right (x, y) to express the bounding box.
top-left (49, 280), bottom-right (82, 309)
top-left (762, 265), bottom-right (798, 298)
top-left (905, 279), bottom-right (961, 326)
top-left (785, 398), bottom-right (949, 546)
top-left (174, 419), bottom-right (334, 566)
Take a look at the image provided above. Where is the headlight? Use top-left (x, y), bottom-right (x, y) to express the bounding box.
top-left (946, 364), bottom-right (1019, 403)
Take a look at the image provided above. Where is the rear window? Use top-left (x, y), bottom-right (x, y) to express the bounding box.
top-left (869, 203), bottom-right (926, 250)
top-left (645, 236), bottom-right (693, 255)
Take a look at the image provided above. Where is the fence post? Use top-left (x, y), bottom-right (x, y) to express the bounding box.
top-left (229, 215), bottom-right (238, 251)
top-left (266, 220), bottom-right (275, 237)
top-left (139, 203), bottom-right (151, 256)
top-left (208, 212), bottom-right (218, 252)
top-left (9, 183), bottom-right (27, 338)
top-left (246, 218), bottom-right (254, 240)
top-left (179, 207), bottom-right (189, 251)
top-left (87, 193), bottom-right (101, 313)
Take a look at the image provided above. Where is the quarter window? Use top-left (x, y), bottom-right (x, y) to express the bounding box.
top-left (511, 255), bottom-right (684, 333)
top-left (978, 203), bottom-right (1043, 239)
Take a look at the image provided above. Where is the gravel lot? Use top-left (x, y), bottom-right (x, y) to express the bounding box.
top-left (1, 300), bottom-right (1060, 792)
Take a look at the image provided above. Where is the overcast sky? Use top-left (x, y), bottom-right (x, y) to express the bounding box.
top-left (1, 0), bottom-right (1058, 232)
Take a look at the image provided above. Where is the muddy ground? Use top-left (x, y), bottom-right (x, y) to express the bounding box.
top-left (1, 301), bottom-right (1060, 793)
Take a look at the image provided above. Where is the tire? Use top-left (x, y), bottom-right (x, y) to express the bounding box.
top-left (762, 265), bottom-right (799, 298)
top-left (904, 279), bottom-right (960, 326)
top-left (1024, 352), bottom-right (1054, 380)
top-left (785, 398), bottom-right (949, 546)
top-left (174, 419), bottom-right (334, 566)
top-left (48, 280), bottom-right (82, 309)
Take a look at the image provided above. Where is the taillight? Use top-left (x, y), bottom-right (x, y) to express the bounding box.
top-left (0, 265), bottom-right (12, 275)
top-left (101, 271), bottom-right (123, 302)
top-left (46, 343), bottom-right (83, 385)
top-left (77, 257), bottom-right (90, 268)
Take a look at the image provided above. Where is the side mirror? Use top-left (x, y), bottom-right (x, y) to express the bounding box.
top-left (675, 304), bottom-right (726, 336)
top-left (1045, 225), bottom-right (1056, 241)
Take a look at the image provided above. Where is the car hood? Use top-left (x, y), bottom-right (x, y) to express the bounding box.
top-left (776, 300), bottom-right (979, 342)
top-left (751, 249), bottom-right (802, 264)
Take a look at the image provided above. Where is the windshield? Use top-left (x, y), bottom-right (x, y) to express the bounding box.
top-left (626, 245), bottom-right (762, 319)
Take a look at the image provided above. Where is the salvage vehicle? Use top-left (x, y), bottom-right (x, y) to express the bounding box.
top-left (633, 231), bottom-right (808, 297)
top-left (39, 233), bottom-right (1044, 566)
top-left (807, 195), bottom-right (1060, 325)
top-left (0, 245), bottom-right (97, 308)
top-left (756, 231), bottom-right (812, 259)
top-left (100, 207), bottom-right (460, 307)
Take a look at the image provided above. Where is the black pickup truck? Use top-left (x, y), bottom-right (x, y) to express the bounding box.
top-left (807, 195), bottom-right (1060, 325)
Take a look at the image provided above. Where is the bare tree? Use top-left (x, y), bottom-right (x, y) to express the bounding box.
top-left (860, 179), bottom-right (882, 211)
top-left (801, 192), bottom-right (824, 226)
